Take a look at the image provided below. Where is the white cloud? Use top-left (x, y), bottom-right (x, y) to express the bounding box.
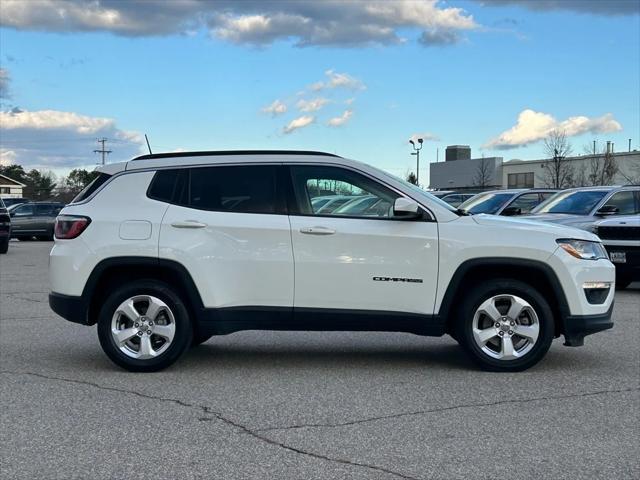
top-left (0, 149), bottom-right (18, 166)
top-left (0, 0), bottom-right (478, 47)
top-left (311, 70), bottom-right (366, 91)
top-left (0, 108), bottom-right (143, 168)
top-left (327, 109), bottom-right (353, 127)
top-left (283, 115), bottom-right (314, 134)
top-left (409, 132), bottom-right (440, 144)
top-left (484, 109), bottom-right (623, 150)
top-left (344, 98), bottom-right (355, 106)
top-left (261, 99), bottom-right (287, 116)
top-left (296, 97), bottom-right (329, 112)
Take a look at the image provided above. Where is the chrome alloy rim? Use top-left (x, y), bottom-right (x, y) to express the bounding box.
top-left (472, 294), bottom-right (540, 361)
top-left (111, 295), bottom-right (176, 360)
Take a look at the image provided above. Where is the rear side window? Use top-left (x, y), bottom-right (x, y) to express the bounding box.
top-left (72, 173), bottom-right (112, 203)
top-left (148, 166), bottom-right (282, 214)
top-left (189, 166), bottom-right (279, 214)
top-left (35, 204), bottom-right (56, 215)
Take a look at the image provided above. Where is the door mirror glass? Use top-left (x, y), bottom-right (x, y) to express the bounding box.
top-left (393, 197), bottom-right (421, 219)
top-left (596, 205), bottom-right (618, 216)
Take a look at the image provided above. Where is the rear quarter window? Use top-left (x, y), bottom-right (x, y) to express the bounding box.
top-left (72, 173), bottom-right (112, 203)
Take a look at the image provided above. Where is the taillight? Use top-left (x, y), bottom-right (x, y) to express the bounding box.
top-left (54, 215), bottom-right (91, 239)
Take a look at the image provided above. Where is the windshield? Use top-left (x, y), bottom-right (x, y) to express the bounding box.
top-left (458, 192), bottom-right (513, 214)
top-left (532, 190), bottom-right (609, 215)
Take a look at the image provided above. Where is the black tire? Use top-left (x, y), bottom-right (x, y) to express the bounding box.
top-left (454, 278), bottom-right (554, 372)
top-left (36, 235), bottom-right (53, 241)
top-left (0, 237), bottom-right (8, 254)
top-left (97, 279), bottom-right (193, 372)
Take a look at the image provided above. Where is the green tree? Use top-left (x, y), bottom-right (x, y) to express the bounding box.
top-left (65, 169), bottom-right (99, 193)
top-left (0, 164), bottom-right (28, 184)
top-left (406, 171), bottom-right (418, 185)
top-left (24, 169), bottom-right (57, 200)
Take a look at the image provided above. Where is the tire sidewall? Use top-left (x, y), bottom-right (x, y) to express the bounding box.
top-left (97, 280), bottom-right (193, 372)
top-left (457, 279), bottom-right (554, 371)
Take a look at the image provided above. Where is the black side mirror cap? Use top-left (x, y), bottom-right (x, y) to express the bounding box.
top-left (502, 206), bottom-right (522, 216)
top-left (595, 205), bottom-right (618, 216)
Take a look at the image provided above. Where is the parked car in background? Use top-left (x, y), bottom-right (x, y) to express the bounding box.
top-left (0, 197), bottom-right (10, 254)
top-left (525, 186), bottom-right (640, 230)
top-left (1, 197), bottom-right (29, 208)
top-left (594, 215), bottom-right (639, 290)
top-left (440, 193), bottom-right (476, 208)
top-left (315, 195), bottom-right (353, 214)
top-left (9, 201), bottom-right (65, 240)
top-left (429, 190), bottom-right (455, 199)
top-left (458, 189), bottom-right (558, 216)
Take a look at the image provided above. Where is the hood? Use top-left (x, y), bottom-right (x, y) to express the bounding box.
top-left (519, 213), bottom-right (597, 231)
top-left (471, 214), bottom-right (600, 242)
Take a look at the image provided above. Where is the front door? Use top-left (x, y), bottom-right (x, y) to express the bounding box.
top-left (287, 165), bottom-right (439, 316)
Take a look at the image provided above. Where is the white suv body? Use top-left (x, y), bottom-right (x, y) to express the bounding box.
top-left (49, 151), bottom-right (615, 372)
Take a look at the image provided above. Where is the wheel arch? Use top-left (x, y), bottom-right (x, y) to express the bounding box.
top-left (438, 258), bottom-right (570, 337)
top-left (82, 257), bottom-right (205, 327)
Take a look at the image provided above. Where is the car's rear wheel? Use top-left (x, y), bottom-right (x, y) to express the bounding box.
top-left (455, 279), bottom-right (554, 372)
top-left (97, 280), bottom-right (193, 372)
top-left (0, 237), bottom-right (8, 254)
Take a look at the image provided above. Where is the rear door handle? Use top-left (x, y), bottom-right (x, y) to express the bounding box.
top-left (171, 220), bottom-right (207, 229)
top-left (300, 226), bottom-right (336, 235)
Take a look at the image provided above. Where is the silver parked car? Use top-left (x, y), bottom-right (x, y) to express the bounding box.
top-left (524, 186), bottom-right (640, 230)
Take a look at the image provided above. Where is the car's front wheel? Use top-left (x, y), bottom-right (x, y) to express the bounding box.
top-left (0, 237), bottom-right (8, 254)
top-left (97, 280), bottom-right (193, 372)
top-left (455, 279), bottom-right (554, 372)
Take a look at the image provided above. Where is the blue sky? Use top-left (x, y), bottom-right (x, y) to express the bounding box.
top-left (0, 0), bottom-right (638, 185)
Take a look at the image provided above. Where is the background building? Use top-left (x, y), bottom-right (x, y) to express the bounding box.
top-left (429, 145), bottom-right (640, 191)
top-left (0, 174), bottom-right (25, 198)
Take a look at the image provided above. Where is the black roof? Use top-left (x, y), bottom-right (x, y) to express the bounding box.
top-left (132, 150), bottom-right (341, 161)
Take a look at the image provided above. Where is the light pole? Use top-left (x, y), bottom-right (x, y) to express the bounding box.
top-left (409, 138), bottom-right (423, 185)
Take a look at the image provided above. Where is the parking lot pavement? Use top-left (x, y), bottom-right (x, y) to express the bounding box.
top-left (1, 241), bottom-right (638, 479)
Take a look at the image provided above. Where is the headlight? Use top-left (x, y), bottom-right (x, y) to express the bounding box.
top-left (556, 239), bottom-right (608, 260)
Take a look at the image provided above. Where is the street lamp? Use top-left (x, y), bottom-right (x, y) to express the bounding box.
top-left (409, 138), bottom-right (423, 185)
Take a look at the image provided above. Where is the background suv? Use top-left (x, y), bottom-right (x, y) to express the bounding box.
top-left (9, 201), bottom-right (64, 240)
top-left (49, 150), bottom-right (614, 372)
top-left (594, 215), bottom-right (639, 290)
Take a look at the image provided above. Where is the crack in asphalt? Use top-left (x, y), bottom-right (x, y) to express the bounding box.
top-left (0, 370), bottom-right (421, 480)
top-left (2, 293), bottom-right (48, 304)
top-left (256, 386), bottom-right (640, 432)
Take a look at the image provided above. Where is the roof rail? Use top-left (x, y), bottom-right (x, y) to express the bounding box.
top-left (132, 150), bottom-right (342, 161)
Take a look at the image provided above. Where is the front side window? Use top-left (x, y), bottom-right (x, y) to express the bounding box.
top-left (12, 204), bottom-right (34, 217)
top-left (508, 193), bottom-right (543, 214)
top-left (602, 191), bottom-right (638, 215)
top-left (290, 165), bottom-right (399, 218)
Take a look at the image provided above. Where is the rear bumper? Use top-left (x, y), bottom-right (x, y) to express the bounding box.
top-left (49, 292), bottom-right (89, 325)
top-left (563, 302), bottom-right (614, 347)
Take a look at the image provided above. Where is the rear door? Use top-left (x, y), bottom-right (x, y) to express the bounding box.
top-left (9, 204), bottom-right (35, 234)
top-left (158, 164), bottom-right (294, 310)
top-left (287, 164), bottom-right (439, 315)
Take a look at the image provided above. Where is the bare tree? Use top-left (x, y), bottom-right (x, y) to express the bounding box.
top-left (580, 142), bottom-right (619, 186)
top-left (472, 158), bottom-right (492, 188)
top-left (541, 130), bottom-right (574, 188)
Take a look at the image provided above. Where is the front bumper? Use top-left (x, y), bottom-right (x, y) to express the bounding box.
top-left (563, 302), bottom-right (614, 347)
top-left (49, 292), bottom-right (89, 325)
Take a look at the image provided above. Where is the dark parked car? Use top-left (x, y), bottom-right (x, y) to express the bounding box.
top-left (594, 215), bottom-right (639, 290)
top-left (0, 197), bottom-right (10, 254)
top-left (440, 193), bottom-right (476, 207)
top-left (458, 189), bottom-right (559, 216)
top-left (8, 202), bottom-right (64, 240)
top-left (1, 197), bottom-right (29, 208)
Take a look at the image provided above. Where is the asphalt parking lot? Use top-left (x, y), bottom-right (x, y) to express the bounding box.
top-left (1, 240), bottom-right (638, 479)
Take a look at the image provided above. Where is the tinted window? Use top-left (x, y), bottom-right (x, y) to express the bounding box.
top-left (13, 204), bottom-right (34, 216)
top-left (188, 166), bottom-right (279, 214)
top-left (72, 173), bottom-right (111, 203)
top-left (533, 190), bottom-right (609, 215)
top-left (290, 165), bottom-right (399, 218)
top-left (148, 169), bottom-right (187, 204)
top-left (35, 204), bottom-right (55, 215)
top-left (459, 193), bottom-right (513, 214)
top-left (603, 191), bottom-right (638, 215)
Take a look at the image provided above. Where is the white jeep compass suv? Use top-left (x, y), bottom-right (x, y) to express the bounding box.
top-left (49, 150), bottom-right (615, 372)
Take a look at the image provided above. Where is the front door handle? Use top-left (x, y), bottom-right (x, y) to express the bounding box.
top-left (171, 220), bottom-right (207, 229)
top-left (300, 226), bottom-right (336, 235)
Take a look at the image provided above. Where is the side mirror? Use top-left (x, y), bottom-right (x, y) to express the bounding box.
top-left (595, 205), bottom-right (618, 216)
top-left (502, 206), bottom-right (522, 216)
top-left (393, 197), bottom-right (422, 219)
